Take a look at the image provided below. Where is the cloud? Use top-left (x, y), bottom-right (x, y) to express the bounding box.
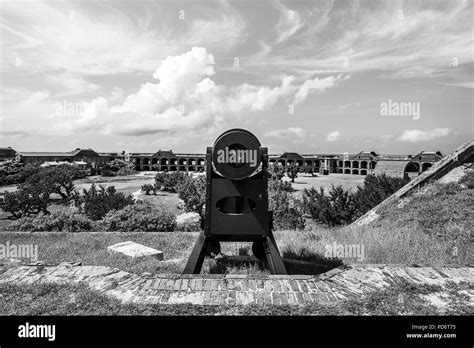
top-left (264, 127), bottom-right (306, 139)
top-left (398, 128), bottom-right (452, 142)
top-left (326, 130), bottom-right (341, 142)
top-left (49, 47), bottom-right (347, 136)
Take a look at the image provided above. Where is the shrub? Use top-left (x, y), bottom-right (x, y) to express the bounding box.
top-left (6, 210), bottom-right (96, 232)
top-left (141, 184), bottom-right (156, 195)
top-left (353, 174), bottom-right (409, 216)
top-left (269, 187), bottom-right (305, 230)
top-left (267, 164), bottom-right (285, 181)
top-left (0, 164), bottom-right (40, 186)
top-left (100, 202), bottom-right (176, 232)
top-left (74, 184), bottom-right (134, 220)
top-left (176, 174), bottom-right (206, 214)
top-left (304, 186), bottom-right (357, 226)
top-left (155, 171), bottom-right (188, 193)
top-left (101, 159), bottom-right (135, 177)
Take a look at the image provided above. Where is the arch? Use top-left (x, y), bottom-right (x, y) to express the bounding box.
top-left (198, 158), bottom-right (205, 166)
top-left (170, 158), bottom-right (178, 166)
top-left (160, 165), bottom-right (168, 171)
top-left (270, 159), bottom-right (277, 164)
top-left (188, 166), bottom-right (195, 171)
top-left (135, 165), bottom-right (141, 171)
top-left (305, 160), bottom-right (313, 167)
top-left (344, 169), bottom-right (351, 174)
top-left (405, 162), bottom-right (419, 173)
top-left (360, 161), bottom-right (368, 169)
top-left (296, 160), bottom-right (303, 167)
top-left (179, 166), bottom-right (186, 171)
top-left (352, 161), bottom-right (359, 169)
top-left (344, 160), bottom-right (351, 167)
top-left (160, 158), bottom-right (168, 165)
top-left (152, 158), bottom-right (159, 165)
top-left (278, 159), bottom-right (286, 166)
top-left (422, 162), bottom-right (432, 172)
top-left (135, 158), bottom-right (141, 165)
top-left (170, 166), bottom-right (177, 171)
top-left (352, 169), bottom-right (359, 175)
top-left (287, 160), bottom-right (294, 166)
top-left (370, 161), bottom-right (377, 169)
top-left (360, 169), bottom-right (367, 175)
top-left (142, 165), bottom-right (150, 171)
top-left (338, 160), bottom-right (343, 167)
top-left (188, 158), bottom-right (196, 165)
top-left (143, 158), bottom-right (150, 165)
top-left (197, 166), bottom-right (204, 172)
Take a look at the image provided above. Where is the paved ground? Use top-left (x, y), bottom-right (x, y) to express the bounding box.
top-left (0, 263), bottom-right (472, 306)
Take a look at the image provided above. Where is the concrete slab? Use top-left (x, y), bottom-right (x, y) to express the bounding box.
top-left (107, 241), bottom-right (163, 260)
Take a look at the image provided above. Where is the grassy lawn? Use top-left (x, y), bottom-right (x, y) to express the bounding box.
top-left (0, 280), bottom-right (469, 315)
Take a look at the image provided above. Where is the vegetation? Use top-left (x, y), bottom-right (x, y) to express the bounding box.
top-left (176, 174), bottom-right (206, 214)
top-left (155, 171), bottom-right (188, 193)
top-left (0, 163), bottom-right (40, 186)
top-left (73, 184), bottom-right (134, 220)
top-left (7, 210), bottom-right (97, 232)
top-left (286, 163), bottom-right (299, 183)
top-left (141, 184), bottom-right (156, 195)
top-left (101, 202), bottom-right (176, 232)
top-left (101, 159), bottom-right (135, 177)
top-left (304, 174), bottom-right (409, 227)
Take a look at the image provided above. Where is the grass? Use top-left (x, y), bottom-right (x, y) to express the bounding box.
top-left (0, 280), bottom-right (469, 315)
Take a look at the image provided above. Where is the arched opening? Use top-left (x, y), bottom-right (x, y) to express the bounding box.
top-left (143, 165), bottom-right (150, 171)
top-left (360, 169), bottom-right (367, 175)
top-left (135, 158), bottom-right (141, 165)
top-left (361, 161), bottom-right (368, 169)
top-left (152, 158), bottom-right (159, 165)
top-left (370, 161), bottom-right (377, 169)
top-left (278, 159), bottom-right (286, 166)
top-left (143, 158), bottom-right (150, 165)
top-left (198, 158), bottom-right (205, 166)
top-left (270, 159), bottom-right (276, 164)
top-left (179, 158), bottom-right (187, 165)
top-left (170, 158), bottom-right (178, 166)
top-left (338, 160), bottom-right (343, 167)
top-left (188, 166), bottom-right (195, 172)
top-left (404, 162), bottom-right (420, 179)
top-left (160, 158), bottom-right (168, 165)
top-left (197, 166), bottom-right (204, 172)
top-left (296, 160), bottom-right (303, 167)
top-left (135, 165), bottom-right (141, 171)
top-left (170, 166), bottom-right (177, 171)
top-left (422, 162), bottom-right (432, 172)
top-left (352, 161), bottom-right (359, 169)
top-left (344, 169), bottom-right (351, 174)
top-left (160, 165), bottom-right (168, 171)
top-left (287, 160), bottom-right (294, 166)
top-left (189, 158), bottom-right (196, 165)
top-left (305, 160), bottom-right (313, 167)
top-left (179, 166), bottom-right (186, 171)
top-left (352, 169), bottom-right (359, 175)
top-left (344, 160), bottom-right (351, 167)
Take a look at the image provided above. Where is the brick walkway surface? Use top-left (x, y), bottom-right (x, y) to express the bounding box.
top-left (0, 263), bottom-right (472, 306)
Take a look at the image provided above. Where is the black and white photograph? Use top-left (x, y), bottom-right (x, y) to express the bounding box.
top-left (0, 0), bottom-right (472, 346)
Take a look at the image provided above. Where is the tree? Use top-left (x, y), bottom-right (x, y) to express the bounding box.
top-left (141, 184), bottom-right (155, 195)
top-left (286, 164), bottom-right (299, 183)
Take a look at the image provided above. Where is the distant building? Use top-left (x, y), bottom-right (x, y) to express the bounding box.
top-left (0, 147), bottom-right (17, 162)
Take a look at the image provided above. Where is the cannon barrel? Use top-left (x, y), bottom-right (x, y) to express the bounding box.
top-left (211, 128), bottom-right (262, 180)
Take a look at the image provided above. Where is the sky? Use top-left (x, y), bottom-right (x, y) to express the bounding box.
top-left (0, 0), bottom-right (472, 155)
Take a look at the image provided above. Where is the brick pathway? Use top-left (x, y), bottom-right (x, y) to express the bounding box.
top-left (0, 263), bottom-right (472, 305)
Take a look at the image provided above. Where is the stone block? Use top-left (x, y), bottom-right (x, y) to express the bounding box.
top-left (107, 241), bottom-right (163, 260)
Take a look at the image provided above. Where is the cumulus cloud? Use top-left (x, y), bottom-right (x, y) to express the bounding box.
top-left (53, 47), bottom-right (347, 136)
top-left (264, 127), bottom-right (306, 139)
top-left (398, 128), bottom-right (452, 142)
top-left (326, 130), bottom-right (341, 142)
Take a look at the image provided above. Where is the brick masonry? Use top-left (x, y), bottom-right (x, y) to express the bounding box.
top-left (0, 263), bottom-right (472, 306)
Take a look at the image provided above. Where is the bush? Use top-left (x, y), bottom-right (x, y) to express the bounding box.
top-left (6, 210), bottom-right (96, 232)
top-left (101, 203), bottom-right (176, 232)
top-left (74, 184), bottom-right (134, 220)
top-left (155, 171), bottom-right (188, 193)
top-left (0, 164), bottom-right (40, 186)
top-left (353, 174), bottom-right (409, 216)
top-left (141, 184), bottom-right (156, 195)
top-left (176, 174), bottom-right (206, 214)
top-left (268, 177), bottom-right (305, 230)
top-left (286, 164), bottom-right (299, 183)
top-left (101, 159), bottom-right (135, 177)
top-left (304, 186), bottom-right (357, 226)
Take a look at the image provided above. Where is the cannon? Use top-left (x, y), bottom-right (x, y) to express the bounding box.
top-left (183, 129), bottom-right (287, 274)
